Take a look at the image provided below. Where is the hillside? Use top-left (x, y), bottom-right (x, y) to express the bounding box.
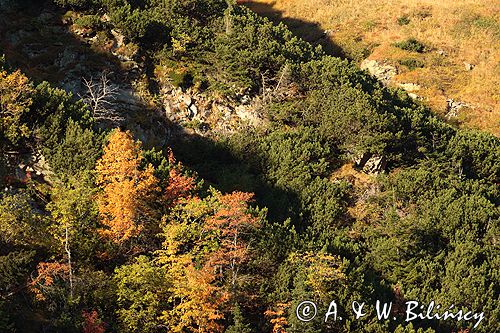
top-left (0, 1), bottom-right (499, 333)
top-left (242, 0), bottom-right (500, 135)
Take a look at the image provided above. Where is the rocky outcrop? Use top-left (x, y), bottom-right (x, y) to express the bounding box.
top-left (436, 49), bottom-right (447, 56)
top-left (160, 84), bottom-right (264, 135)
top-left (398, 82), bottom-right (421, 100)
top-left (361, 59), bottom-right (397, 84)
top-left (398, 82), bottom-right (420, 92)
top-left (354, 152), bottom-right (387, 175)
top-left (363, 155), bottom-right (387, 175)
top-left (445, 99), bottom-right (469, 119)
top-left (12, 152), bottom-right (54, 185)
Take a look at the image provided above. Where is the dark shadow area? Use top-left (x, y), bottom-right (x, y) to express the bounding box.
top-left (169, 130), bottom-right (304, 227)
top-left (0, 0), bottom-right (170, 151)
top-left (241, 0), bottom-right (347, 58)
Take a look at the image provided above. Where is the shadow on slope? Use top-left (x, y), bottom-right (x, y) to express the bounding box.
top-left (240, 0), bottom-right (346, 58)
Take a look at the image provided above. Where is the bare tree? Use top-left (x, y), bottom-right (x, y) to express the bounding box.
top-left (81, 72), bottom-right (124, 123)
top-left (260, 64), bottom-right (294, 106)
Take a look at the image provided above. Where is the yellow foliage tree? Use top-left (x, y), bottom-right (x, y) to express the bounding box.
top-left (0, 70), bottom-right (33, 144)
top-left (96, 129), bottom-right (159, 243)
top-left (161, 255), bottom-right (228, 333)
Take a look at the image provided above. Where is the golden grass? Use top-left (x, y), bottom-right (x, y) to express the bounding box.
top-left (241, 0), bottom-right (500, 136)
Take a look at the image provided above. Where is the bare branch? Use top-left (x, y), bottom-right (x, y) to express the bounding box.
top-left (81, 72), bottom-right (124, 124)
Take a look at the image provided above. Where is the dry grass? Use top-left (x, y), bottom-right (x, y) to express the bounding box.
top-left (241, 0), bottom-right (500, 136)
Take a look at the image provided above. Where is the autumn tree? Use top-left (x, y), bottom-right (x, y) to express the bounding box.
top-left (155, 195), bottom-right (227, 332)
top-left (47, 174), bottom-right (99, 298)
top-left (114, 256), bottom-right (170, 333)
top-left (82, 310), bottom-right (106, 333)
top-left (264, 303), bottom-right (289, 333)
top-left (29, 261), bottom-right (70, 302)
top-left (161, 256), bottom-right (227, 333)
top-left (95, 129), bottom-right (159, 243)
top-left (162, 148), bottom-right (197, 207)
top-left (0, 70), bottom-right (33, 146)
top-left (204, 191), bottom-right (261, 289)
top-left (152, 188), bottom-right (262, 332)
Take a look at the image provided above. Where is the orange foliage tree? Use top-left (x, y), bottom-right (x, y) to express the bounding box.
top-left (156, 189), bottom-right (262, 332)
top-left (204, 191), bottom-right (260, 288)
top-left (160, 255), bottom-right (228, 333)
top-left (162, 148), bottom-right (197, 207)
top-left (29, 262), bottom-right (70, 301)
top-left (82, 310), bottom-right (106, 333)
top-left (96, 129), bottom-right (159, 243)
top-left (264, 303), bottom-right (290, 333)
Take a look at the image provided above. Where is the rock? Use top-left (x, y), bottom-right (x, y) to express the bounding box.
top-left (39, 12), bottom-right (54, 22)
top-left (55, 48), bottom-right (79, 68)
top-left (61, 76), bottom-right (82, 94)
top-left (101, 14), bottom-right (111, 22)
top-left (240, 94), bottom-right (251, 105)
top-left (397, 83), bottom-right (421, 100)
top-left (354, 152), bottom-right (387, 175)
top-left (111, 29), bottom-right (125, 48)
top-left (235, 105), bottom-right (262, 126)
top-left (23, 43), bottom-right (44, 59)
top-left (361, 59), bottom-right (398, 84)
top-left (363, 155), bottom-right (387, 175)
top-left (445, 99), bottom-right (469, 119)
top-left (353, 152), bottom-right (372, 167)
top-left (182, 95), bottom-right (193, 107)
top-left (73, 26), bottom-right (93, 38)
top-left (30, 153), bottom-right (54, 183)
top-left (188, 104), bottom-right (198, 118)
top-left (115, 87), bottom-right (142, 108)
top-left (436, 49), bottom-right (447, 56)
top-left (464, 62), bottom-right (475, 71)
top-left (7, 29), bottom-right (30, 45)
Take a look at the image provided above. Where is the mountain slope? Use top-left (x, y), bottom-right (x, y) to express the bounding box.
top-left (242, 0), bottom-right (500, 135)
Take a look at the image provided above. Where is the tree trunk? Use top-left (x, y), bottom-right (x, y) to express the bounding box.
top-left (65, 224), bottom-right (74, 299)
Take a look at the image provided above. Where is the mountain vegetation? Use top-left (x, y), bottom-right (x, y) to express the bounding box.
top-left (0, 0), bottom-right (498, 332)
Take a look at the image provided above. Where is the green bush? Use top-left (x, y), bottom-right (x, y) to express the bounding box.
top-left (74, 14), bottom-right (103, 29)
top-left (168, 70), bottom-right (193, 89)
top-left (54, 0), bottom-right (102, 9)
top-left (30, 82), bottom-right (93, 152)
top-left (397, 15), bottom-right (411, 25)
top-left (47, 120), bottom-right (103, 180)
top-left (103, 1), bottom-right (168, 45)
top-left (210, 7), bottom-right (319, 94)
top-left (398, 57), bottom-right (425, 69)
top-left (393, 38), bottom-right (426, 52)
